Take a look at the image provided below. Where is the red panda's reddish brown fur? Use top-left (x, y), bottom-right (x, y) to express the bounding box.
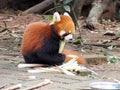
top-left (21, 22), bottom-right (51, 55)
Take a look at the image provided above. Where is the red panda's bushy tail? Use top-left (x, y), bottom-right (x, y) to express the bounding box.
top-left (63, 49), bottom-right (86, 64)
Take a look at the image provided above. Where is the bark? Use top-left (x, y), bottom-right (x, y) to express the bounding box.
top-left (0, 0), bottom-right (14, 9)
top-left (114, 1), bottom-right (120, 20)
top-left (22, 0), bottom-right (55, 15)
top-left (70, 0), bottom-right (84, 26)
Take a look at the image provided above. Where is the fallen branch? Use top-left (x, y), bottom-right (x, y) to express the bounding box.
top-left (0, 21), bottom-right (9, 33)
top-left (0, 21), bottom-right (18, 38)
top-left (84, 43), bottom-right (120, 47)
top-left (0, 28), bottom-right (7, 33)
top-left (3, 84), bottom-right (22, 90)
top-left (24, 79), bottom-right (52, 90)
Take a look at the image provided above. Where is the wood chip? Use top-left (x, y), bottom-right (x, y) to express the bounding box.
top-left (19, 75), bottom-right (36, 80)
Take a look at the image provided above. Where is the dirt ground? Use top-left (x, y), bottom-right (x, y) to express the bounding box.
top-left (0, 14), bottom-right (120, 90)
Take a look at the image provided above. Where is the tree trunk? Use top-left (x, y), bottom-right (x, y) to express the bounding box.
top-left (86, 0), bottom-right (113, 30)
top-left (70, 0), bottom-right (84, 26)
top-left (0, 0), bottom-right (15, 9)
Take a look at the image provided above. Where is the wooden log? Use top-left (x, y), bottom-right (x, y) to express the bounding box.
top-left (22, 0), bottom-right (54, 15)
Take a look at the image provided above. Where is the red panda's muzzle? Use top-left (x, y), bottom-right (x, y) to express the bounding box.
top-left (60, 32), bottom-right (74, 42)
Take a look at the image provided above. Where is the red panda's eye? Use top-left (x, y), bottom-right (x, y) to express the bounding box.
top-left (62, 33), bottom-right (70, 37)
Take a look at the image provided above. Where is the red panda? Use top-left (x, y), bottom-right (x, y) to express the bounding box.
top-left (21, 12), bottom-right (86, 65)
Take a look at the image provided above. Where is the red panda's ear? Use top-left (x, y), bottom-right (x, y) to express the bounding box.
top-left (63, 12), bottom-right (71, 18)
top-left (53, 12), bottom-right (61, 22)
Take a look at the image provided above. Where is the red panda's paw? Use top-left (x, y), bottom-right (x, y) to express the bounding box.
top-left (62, 49), bottom-right (86, 64)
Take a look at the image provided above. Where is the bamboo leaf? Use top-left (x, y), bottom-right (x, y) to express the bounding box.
top-left (64, 0), bottom-right (72, 4)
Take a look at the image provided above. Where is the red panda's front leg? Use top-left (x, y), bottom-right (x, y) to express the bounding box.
top-left (37, 53), bottom-right (66, 65)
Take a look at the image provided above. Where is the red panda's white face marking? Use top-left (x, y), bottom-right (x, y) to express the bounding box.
top-left (59, 30), bottom-right (73, 41)
top-left (59, 30), bottom-right (65, 36)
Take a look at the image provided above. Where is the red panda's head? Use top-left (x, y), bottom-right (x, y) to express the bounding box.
top-left (51, 12), bottom-right (75, 41)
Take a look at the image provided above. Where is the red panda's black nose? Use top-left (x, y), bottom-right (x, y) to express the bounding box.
top-left (69, 38), bottom-right (73, 41)
top-left (67, 39), bottom-right (73, 43)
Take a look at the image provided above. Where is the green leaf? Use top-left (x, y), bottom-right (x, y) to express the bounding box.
top-left (14, 38), bottom-right (21, 43)
top-left (64, 0), bottom-right (72, 4)
top-left (107, 55), bottom-right (120, 63)
top-left (63, 5), bottom-right (71, 12)
top-left (44, 15), bottom-right (53, 21)
top-left (107, 45), bottom-right (114, 50)
top-left (116, 30), bottom-right (120, 35)
top-left (11, 60), bottom-right (21, 64)
top-left (73, 39), bottom-right (81, 45)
